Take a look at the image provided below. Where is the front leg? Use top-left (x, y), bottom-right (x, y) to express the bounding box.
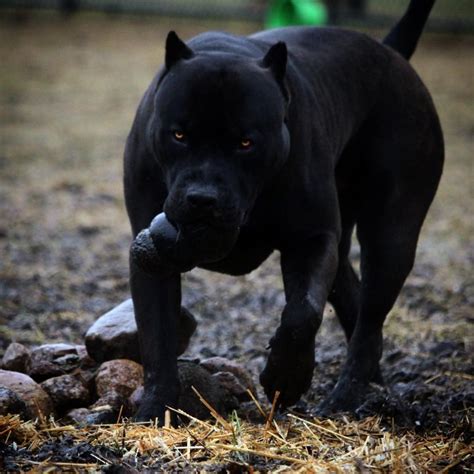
top-left (130, 258), bottom-right (181, 424)
top-left (260, 233), bottom-right (338, 408)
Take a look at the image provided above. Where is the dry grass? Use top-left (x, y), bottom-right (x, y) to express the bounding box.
top-left (1, 398), bottom-right (471, 472)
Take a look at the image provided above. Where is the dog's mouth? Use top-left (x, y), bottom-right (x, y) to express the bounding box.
top-left (173, 215), bottom-right (241, 264)
top-left (167, 207), bottom-right (243, 232)
top-left (164, 203), bottom-right (244, 248)
top-left (176, 217), bottom-right (240, 238)
top-left (131, 210), bottom-right (243, 276)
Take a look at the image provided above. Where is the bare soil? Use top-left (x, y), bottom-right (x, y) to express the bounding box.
top-left (0, 10), bottom-right (472, 470)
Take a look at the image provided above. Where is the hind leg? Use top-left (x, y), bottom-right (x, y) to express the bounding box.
top-left (320, 152), bottom-right (442, 413)
top-left (328, 224), bottom-right (359, 341)
top-left (320, 211), bottom-right (421, 413)
top-left (328, 223), bottom-right (384, 384)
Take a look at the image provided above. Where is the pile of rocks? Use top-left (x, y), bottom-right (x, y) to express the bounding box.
top-left (0, 300), bottom-right (255, 424)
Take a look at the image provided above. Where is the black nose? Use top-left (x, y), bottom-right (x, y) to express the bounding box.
top-left (186, 189), bottom-right (218, 208)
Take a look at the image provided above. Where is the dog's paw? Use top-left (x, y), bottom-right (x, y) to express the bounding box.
top-left (317, 376), bottom-right (368, 416)
top-left (133, 402), bottom-right (166, 424)
top-left (260, 339), bottom-right (315, 408)
top-left (317, 366), bottom-right (386, 417)
top-left (133, 389), bottom-right (179, 426)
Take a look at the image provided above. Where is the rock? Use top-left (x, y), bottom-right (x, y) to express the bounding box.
top-left (1, 342), bottom-right (31, 373)
top-left (74, 345), bottom-right (97, 369)
top-left (200, 357), bottom-right (255, 395)
top-left (28, 343), bottom-right (92, 381)
top-left (129, 361), bottom-right (238, 421)
top-left (91, 391), bottom-right (128, 411)
top-left (95, 359), bottom-right (143, 398)
top-left (128, 385), bottom-right (144, 413)
top-left (65, 391), bottom-right (130, 425)
top-left (211, 371), bottom-right (251, 401)
top-left (65, 392), bottom-right (130, 425)
top-left (72, 368), bottom-right (97, 390)
top-left (0, 369), bottom-right (54, 418)
top-left (63, 407), bottom-right (90, 424)
top-left (178, 361), bottom-right (238, 419)
top-left (85, 299), bottom-right (197, 363)
top-left (0, 387), bottom-right (29, 418)
top-left (40, 374), bottom-right (90, 412)
top-left (86, 300), bottom-right (140, 363)
top-left (87, 391), bottom-right (129, 424)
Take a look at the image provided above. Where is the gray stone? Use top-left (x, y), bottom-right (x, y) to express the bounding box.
top-left (0, 387), bottom-right (29, 418)
top-left (28, 343), bottom-right (90, 381)
top-left (0, 369), bottom-right (54, 418)
top-left (65, 394), bottom-right (128, 425)
top-left (128, 385), bottom-right (144, 413)
top-left (63, 407), bottom-right (90, 424)
top-left (40, 374), bottom-right (90, 412)
top-left (200, 357), bottom-right (256, 396)
top-left (73, 368), bottom-right (96, 390)
top-left (129, 361), bottom-right (238, 421)
top-left (74, 345), bottom-right (97, 369)
top-left (85, 299), bottom-right (197, 363)
top-left (211, 371), bottom-right (251, 401)
top-left (95, 359), bottom-right (143, 398)
top-left (177, 361), bottom-right (238, 419)
top-left (1, 342), bottom-right (31, 373)
top-left (86, 299), bottom-right (141, 364)
top-left (87, 391), bottom-right (129, 424)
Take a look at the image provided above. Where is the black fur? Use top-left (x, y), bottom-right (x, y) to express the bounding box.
top-left (124, 0), bottom-right (443, 423)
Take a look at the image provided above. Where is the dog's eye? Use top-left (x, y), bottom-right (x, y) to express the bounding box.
top-left (240, 139), bottom-right (253, 149)
top-left (173, 131), bottom-right (185, 142)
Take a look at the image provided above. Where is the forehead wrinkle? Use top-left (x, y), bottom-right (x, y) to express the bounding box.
top-left (160, 57), bottom-right (282, 134)
top-left (187, 67), bottom-right (250, 135)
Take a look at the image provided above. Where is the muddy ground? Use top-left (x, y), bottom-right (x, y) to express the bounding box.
top-left (0, 10), bottom-right (473, 469)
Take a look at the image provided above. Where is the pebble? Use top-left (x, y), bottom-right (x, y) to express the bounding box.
top-left (130, 361), bottom-right (238, 421)
top-left (95, 359), bottom-right (143, 398)
top-left (0, 387), bottom-right (29, 418)
top-left (85, 299), bottom-right (197, 364)
top-left (87, 391), bottom-right (129, 424)
top-left (85, 299), bottom-right (141, 363)
top-left (0, 369), bottom-right (54, 418)
top-left (200, 356), bottom-right (256, 395)
top-left (28, 343), bottom-right (91, 381)
top-left (211, 371), bottom-right (251, 401)
top-left (1, 342), bottom-right (31, 373)
top-left (63, 407), bottom-right (90, 424)
top-left (40, 374), bottom-right (90, 412)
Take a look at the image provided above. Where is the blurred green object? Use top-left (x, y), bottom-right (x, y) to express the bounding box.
top-left (265, 0), bottom-right (328, 28)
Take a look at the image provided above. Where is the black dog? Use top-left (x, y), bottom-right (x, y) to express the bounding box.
top-left (124, 0), bottom-right (443, 424)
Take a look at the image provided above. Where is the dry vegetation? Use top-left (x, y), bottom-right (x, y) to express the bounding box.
top-left (0, 398), bottom-right (471, 472)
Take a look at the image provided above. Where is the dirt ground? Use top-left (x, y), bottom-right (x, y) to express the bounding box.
top-left (0, 10), bottom-right (473, 470)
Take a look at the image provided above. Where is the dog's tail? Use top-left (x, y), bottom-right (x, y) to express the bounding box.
top-left (383, 0), bottom-right (435, 60)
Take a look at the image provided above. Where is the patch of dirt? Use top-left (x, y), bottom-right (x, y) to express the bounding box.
top-left (0, 10), bottom-right (472, 471)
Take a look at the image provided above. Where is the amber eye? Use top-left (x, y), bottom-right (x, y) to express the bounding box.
top-left (173, 131), bottom-right (185, 141)
top-left (240, 139), bottom-right (252, 149)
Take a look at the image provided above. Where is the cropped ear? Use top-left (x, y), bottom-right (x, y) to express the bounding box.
top-left (261, 41), bottom-right (287, 83)
top-left (165, 31), bottom-right (194, 70)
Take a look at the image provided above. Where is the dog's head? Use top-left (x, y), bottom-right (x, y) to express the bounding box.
top-left (149, 32), bottom-right (290, 262)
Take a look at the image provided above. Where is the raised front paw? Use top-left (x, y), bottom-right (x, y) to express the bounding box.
top-left (259, 336), bottom-right (315, 408)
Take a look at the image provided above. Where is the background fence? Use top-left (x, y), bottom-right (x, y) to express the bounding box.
top-left (1, 0), bottom-right (473, 33)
